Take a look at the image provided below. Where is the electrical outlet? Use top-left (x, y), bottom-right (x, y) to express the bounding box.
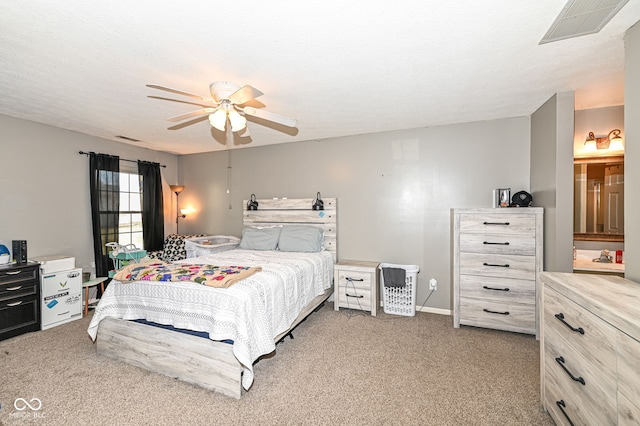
top-left (429, 278), bottom-right (437, 291)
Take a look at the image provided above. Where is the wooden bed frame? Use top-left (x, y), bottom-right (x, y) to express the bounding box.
top-left (95, 197), bottom-right (337, 399)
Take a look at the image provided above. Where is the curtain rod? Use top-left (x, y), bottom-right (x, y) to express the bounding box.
top-left (78, 151), bottom-right (166, 168)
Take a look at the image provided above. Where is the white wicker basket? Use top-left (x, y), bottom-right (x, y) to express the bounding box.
top-left (184, 235), bottom-right (240, 258)
top-left (379, 263), bottom-right (420, 317)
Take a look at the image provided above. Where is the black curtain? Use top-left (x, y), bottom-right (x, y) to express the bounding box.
top-left (138, 161), bottom-right (165, 251)
top-left (89, 153), bottom-right (120, 278)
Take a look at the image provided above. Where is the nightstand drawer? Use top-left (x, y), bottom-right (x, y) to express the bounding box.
top-left (337, 285), bottom-right (372, 310)
top-left (336, 270), bottom-right (372, 290)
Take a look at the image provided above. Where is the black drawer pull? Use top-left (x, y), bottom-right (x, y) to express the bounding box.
top-left (483, 286), bottom-right (510, 292)
top-left (7, 301), bottom-right (24, 307)
top-left (6, 286), bottom-right (23, 291)
top-left (555, 313), bottom-right (585, 335)
top-left (346, 277), bottom-right (364, 282)
top-left (483, 241), bottom-right (510, 245)
top-left (555, 357), bottom-right (586, 385)
top-left (483, 308), bottom-right (509, 315)
top-left (483, 262), bottom-right (510, 268)
top-left (556, 400), bottom-right (575, 426)
top-left (483, 221), bottom-right (510, 226)
top-left (345, 293), bottom-right (364, 298)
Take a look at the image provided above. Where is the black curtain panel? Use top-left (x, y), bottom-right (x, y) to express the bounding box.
top-left (138, 161), bottom-right (165, 252)
top-left (89, 153), bottom-right (120, 279)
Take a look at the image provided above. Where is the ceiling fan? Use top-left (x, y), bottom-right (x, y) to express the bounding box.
top-left (147, 81), bottom-right (298, 141)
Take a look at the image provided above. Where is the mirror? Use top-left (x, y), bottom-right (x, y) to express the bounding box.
top-left (574, 155), bottom-right (624, 242)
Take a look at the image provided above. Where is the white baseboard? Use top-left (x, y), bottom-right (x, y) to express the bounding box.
top-left (416, 306), bottom-right (451, 316)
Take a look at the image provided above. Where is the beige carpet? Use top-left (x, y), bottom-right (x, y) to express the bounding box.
top-left (0, 305), bottom-right (553, 426)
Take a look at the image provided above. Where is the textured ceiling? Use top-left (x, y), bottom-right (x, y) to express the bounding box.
top-left (1, 1), bottom-right (639, 155)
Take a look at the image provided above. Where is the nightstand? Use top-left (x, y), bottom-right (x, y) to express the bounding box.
top-left (334, 260), bottom-right (380, 316)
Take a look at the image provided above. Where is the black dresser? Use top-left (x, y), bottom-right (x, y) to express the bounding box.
top-left (0, 262), bottom-right (41, 341)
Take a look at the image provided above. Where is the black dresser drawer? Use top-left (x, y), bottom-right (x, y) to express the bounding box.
top-left (0, 266), bottom-right (38, 285)
top-left (0, 263), bottom-right (40, 341)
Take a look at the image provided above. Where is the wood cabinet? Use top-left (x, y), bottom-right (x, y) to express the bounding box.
top-left (0, 262), bottom-right (41, 341)
top-left (453, 208), bottom-right (543, 337)
top-left (540, 272), bottom-right (640, 425)
top-left (334, 260), bottom-right (379, 316)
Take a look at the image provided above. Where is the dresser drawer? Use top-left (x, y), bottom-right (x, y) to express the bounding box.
top-left (618, 392), bottom-right (640, 426)
top-left (336, 270), bottom-right (372, 290)
top-left (459, 275), bottom-right (535, 304)
top-left (544, 285), bottom-right (616, 379)
top-left (0, 279), bottom-right (38, 300)
top-left (459, 252), bottom-right (535, 280)
top-left (544, 363), bottom-right (602, 426)
top-left (0, 295), bottom-right (39, 336)
top-left (0, 266), bottom-right (38, 285)
top-left (544, 326), bottom-right (616, 425)
top-left (458, 233), bottom-right (536, 256)
top-left (337, 285), bottom-right (372, 311)
top-left (459, 296), bottom-right (535, 333)
top-left (459, 213), bottom-right (535, 236)
top-left (617, 331), bottom-right (640, 423)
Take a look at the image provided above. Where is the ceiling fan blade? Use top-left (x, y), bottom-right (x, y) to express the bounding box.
top-left (228, 85), bottom-right (264, 105)
top-left (167, 108), bottom-right (216, 122)
top-left (147, 84), bottom-right (218, 104)
top-left (243, 106), bottom-right (298, 128)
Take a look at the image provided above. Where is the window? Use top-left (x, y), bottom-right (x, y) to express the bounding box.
top-left (119, 172), bottom-right (144, 249)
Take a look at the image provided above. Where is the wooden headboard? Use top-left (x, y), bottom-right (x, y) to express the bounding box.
top-left (242, 197), bottom-right (337, 261)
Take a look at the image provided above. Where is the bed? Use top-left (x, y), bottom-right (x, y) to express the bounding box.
top-left (87, 197), bottom-right (337, 399)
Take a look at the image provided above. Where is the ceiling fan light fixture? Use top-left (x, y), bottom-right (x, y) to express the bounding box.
top-left (209, 109), bottom-right (227, 131)
top-left (228, 109), bottom-right (247, 132)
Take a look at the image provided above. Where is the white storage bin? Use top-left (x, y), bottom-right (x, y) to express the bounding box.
top-left (184, 235), bottom-right (240, 258)
top-left (379, 263), bottom-right (420, 316)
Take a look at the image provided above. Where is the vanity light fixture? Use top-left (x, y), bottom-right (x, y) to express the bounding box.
top-left (584, 129), bottom-right (624, 152)
top-left (170, 184), bottom-right (186, 233)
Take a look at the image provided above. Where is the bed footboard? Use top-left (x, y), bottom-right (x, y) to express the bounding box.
top-left (96, 317), bottom-right (243, 399)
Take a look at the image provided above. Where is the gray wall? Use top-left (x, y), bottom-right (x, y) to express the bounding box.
top-left (178, 117), bottom-right (532, 313)
top-left (0, 114), bottom-right (179, 275)
top-left (625, 22), bottom-right (640, 282)
top-left (530, 92), bottom-right (575, 273)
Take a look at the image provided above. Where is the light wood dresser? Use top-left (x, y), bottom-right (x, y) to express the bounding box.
top-left (452, 208), bottom-right (543, 337)
top-left (334, 260), bottom-right (379, 316)
top-left (540, 272), bottom-right (640, 425)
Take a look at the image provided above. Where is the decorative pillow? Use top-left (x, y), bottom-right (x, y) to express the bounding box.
top-left (238, 227), bottom-right (281, 250)
top-left (277, 225), bottom-right (324, 252)
top-left (148, 234), bottom-right (206, 262)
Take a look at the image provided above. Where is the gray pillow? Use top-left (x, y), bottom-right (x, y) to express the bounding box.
top-left (238, 227), bottom-right (281, 250)
top-left (278, 226), bottom-right (324, 252)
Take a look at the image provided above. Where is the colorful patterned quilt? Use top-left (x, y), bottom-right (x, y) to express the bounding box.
top-left (112, 261), bottom-right (262, 288)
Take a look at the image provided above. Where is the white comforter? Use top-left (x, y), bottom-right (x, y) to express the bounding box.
top-left (87, 249), bottom-right (334, 389)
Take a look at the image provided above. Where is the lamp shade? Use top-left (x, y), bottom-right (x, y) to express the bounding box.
top-left (209, 110), bottom-right (227, 131)
top-left (170, 185), bottom-right (185, 194)
top-left (228, 109), bottom-right (247, 132)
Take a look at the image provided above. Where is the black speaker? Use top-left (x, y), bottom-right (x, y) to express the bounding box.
top-left (12, 240), bottom-right (27, 264)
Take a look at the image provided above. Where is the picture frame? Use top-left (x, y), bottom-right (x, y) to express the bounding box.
top-left (497, 188), bottom-right (511, 208)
